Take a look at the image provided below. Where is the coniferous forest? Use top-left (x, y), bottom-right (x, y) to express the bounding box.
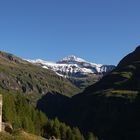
top-left (2, 90), bottom-right (98, 140)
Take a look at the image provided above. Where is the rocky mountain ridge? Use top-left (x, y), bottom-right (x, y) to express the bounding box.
top-left (28, 55), bottom-right (115, 77)
top-left (27, 55), bottom-right (115, 89)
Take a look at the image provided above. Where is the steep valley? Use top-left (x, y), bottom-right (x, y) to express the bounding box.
top-left (37, 46), bottom-right (140, 140)
top-left (1, 47), bottom-right (140, 140)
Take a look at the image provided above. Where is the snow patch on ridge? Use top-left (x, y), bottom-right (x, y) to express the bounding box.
top-left (26, 55), bottom-right (115, 78)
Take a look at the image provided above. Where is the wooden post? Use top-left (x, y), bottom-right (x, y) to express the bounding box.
top-left (0, 95), bottom-right (2, 132)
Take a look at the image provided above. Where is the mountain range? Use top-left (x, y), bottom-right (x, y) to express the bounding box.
top-left (27, 55), bottom-right (115, 89)
top-left (37, 46), bottom-right (140, 140)
top-left (1, 46), bottom-right (140, 140)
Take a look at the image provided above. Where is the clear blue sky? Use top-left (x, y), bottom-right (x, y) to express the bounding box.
top-left (0, 0), bottom-right (140, 65)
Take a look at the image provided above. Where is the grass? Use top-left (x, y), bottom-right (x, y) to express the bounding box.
top-left (100, 89), bottom-right (138, 100)
top-left (120, 72), bottom-right (133, 79)
top-left (0, 131), bottom-right (47, 140)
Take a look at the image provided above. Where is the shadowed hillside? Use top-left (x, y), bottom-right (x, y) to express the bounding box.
top-left (37, 46), bottom-right (140, 140)
top-left (68, 46), bottom-right (140, 140)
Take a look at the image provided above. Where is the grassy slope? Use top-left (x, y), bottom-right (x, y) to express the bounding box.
top-left (81, 47), bottom-right (140, 99)
top-left (69, 74), bottom-right (102, 90)
top-left (0, 51), bottom-right (80, 104)
top-left (0, 131), bottom-right (47, 140)
top-left (57, 46), bottom-right (140, 140)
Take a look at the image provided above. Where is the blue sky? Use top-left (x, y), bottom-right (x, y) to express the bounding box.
top-left (0, 0), bottom-right (140, 65)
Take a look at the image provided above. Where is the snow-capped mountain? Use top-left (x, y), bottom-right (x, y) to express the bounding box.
top-left (27, 55), bottom-right (115, 78)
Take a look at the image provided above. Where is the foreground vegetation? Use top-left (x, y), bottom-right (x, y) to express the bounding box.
top-left (2, 91), bottom-right (98, 140)
top-left (0, 131), bottom-right (46, 140)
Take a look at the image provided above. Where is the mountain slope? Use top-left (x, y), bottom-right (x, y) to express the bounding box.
top-left (68, 46), bottom-right (140, 140)
top-left (0, 51), bottom-right (80, 103)
top-left (0, 51), bottom-right (97, 140)
top-left (37, 46), bottom-right (140, 140)
top-left (82, 46), bottom-right (140, 96)
top-left (28, 55), bottom-right (115, 89)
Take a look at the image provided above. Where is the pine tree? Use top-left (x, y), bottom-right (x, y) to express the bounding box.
top-left (66, 127), bottom-right (74, 140)
top-left (3, 94), bottom-right (16, 123)
top-left (72, 127), bottom-right (84, 140)
top-left (87, 132), bottom-right (98, 140)
top-left (59, 123), bottom-right (67, 140)
top-left (52, 118), bottom-right (61, 138)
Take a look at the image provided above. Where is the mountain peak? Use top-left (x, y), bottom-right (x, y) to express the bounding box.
top-left (118, 45), bottom-right (140, 67)
top-left (135, 45), bottom-right (140, 52)
top-left (60, 55), bottom-right (86, 63)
